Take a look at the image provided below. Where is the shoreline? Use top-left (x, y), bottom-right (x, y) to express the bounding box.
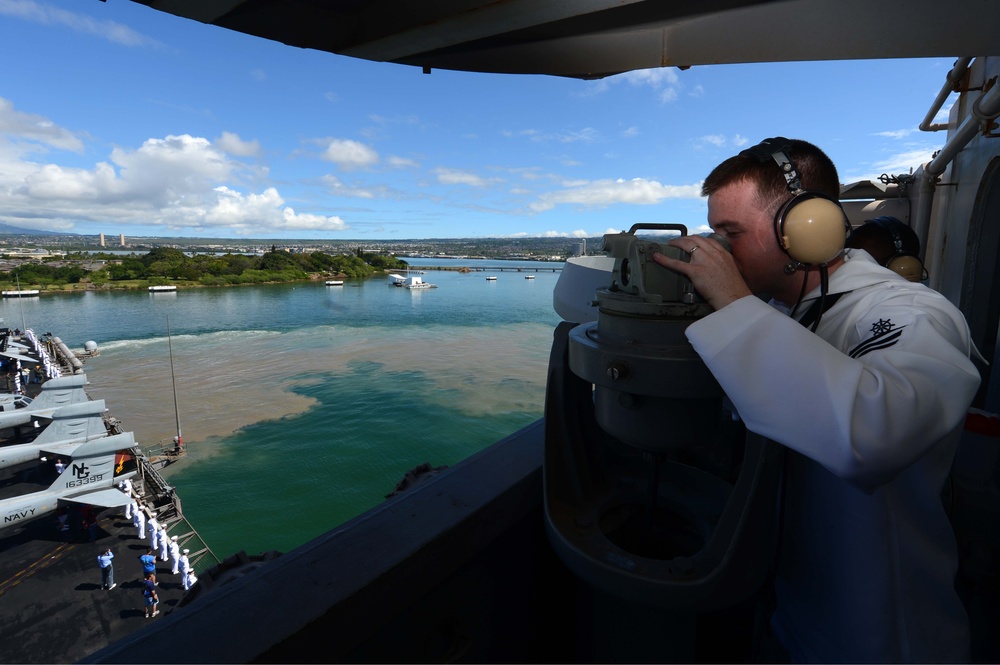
top-left (0, 262), bottom-right (564, 296)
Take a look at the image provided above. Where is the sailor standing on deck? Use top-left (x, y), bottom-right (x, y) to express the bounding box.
top-left (149, 513), bottom-right (159, 551)
top-left (122, 482), bottom-right (133, 519)
top-left (180, 549), bottom-right (192, 590)
top-left (158, 523), bottom-right (169, 561)
top-left (169, 535), bottom-right (181, 574)
top-left (135, 507), bottom-right (146, 540)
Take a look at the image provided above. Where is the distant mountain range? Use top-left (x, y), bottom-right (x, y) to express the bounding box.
top-left (0, 223), bottom-right (65, 236)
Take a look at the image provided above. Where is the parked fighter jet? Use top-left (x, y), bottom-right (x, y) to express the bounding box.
top-left (0, 431), bottom-right (138, 532)
top-left (0, 373), bottom-right (91, 414)
top-left (0, 400), bottom-right (110, 469)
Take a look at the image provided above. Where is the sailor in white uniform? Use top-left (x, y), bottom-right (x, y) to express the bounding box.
top-left (169, 535), bottom-right (181, 574)
top-left (158, 524), bottom-right (170, 561)
top-left (122, 481), bottom-right (134, 519)
top-left (180, 549), bottom-right (192, 590)
top-left (149, 514), bottom-right (160, 551)
top-left (654, 137), bottom-right (980, 663)
top-left (135, 507), bottom-right (146, 540)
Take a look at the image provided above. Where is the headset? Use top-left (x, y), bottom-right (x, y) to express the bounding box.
top-left (868, 216), bottom-right (928, 282)
top-left (738, 137), bottom-right (850, 266)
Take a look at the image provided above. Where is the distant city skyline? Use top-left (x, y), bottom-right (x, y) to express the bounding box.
top-left (0, 1), bottom-right (957, 240)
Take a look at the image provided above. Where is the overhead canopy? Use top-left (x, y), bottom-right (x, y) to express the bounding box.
top-left (131, 0), bottom-right (1000, 79)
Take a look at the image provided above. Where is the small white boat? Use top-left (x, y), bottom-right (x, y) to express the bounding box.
top-left (524, 275), bottom-right (535, 280)
top-left (148, 285), bottom-right (177, 292)
top-left (388, 273), bottom-right (406, 286)
top-left (1, 289), bottom-right (39, 297)
top-left (486, 276), bottom-right (497, 281)
top-left (325, 280), bottom-right (344, 286)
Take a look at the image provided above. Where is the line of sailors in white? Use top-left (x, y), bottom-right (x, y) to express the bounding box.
top-left (14, 329), bottom-right (62, 394)
top-left (119, 478), bottom-right (196, 591)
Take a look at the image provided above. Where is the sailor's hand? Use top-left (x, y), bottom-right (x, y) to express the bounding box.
top-left (652, 237), bottom-right (751, 310)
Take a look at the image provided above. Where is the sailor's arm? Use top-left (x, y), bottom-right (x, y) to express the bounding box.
top-left (685, 295), bottom-right (979, 485)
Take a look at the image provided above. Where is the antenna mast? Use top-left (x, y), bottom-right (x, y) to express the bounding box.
top-left (166, 316), bottom-right (183, 450)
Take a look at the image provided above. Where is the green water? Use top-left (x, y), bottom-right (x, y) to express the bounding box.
top-left (2, 263), bottom-right (564, 557)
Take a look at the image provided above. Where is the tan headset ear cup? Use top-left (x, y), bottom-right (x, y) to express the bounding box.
top-left (778, 197), bottom-right (847, 265)
top-left (886, 254), bottom-right (924, 282)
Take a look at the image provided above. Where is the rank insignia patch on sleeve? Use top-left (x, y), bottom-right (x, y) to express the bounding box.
top-left (849, 318), bottom-right (907, 358)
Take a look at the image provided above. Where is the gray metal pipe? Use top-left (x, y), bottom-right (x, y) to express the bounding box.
top-left (920, 76), bottom-right (1000, 289)
top-left (920, 57), bottom-right (973, 132)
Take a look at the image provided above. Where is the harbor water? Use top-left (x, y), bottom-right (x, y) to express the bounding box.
top-left (1, 261), bottom-right (565, 557)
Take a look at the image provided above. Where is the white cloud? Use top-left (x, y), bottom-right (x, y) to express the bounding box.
top-left (108, 134), bottom-right (235, 201)
top-left (0, 130), bottom-right (346, 235)
top-left (0, 97), bottom-right (84, 152)
top-left (387, 155), bottom-right (419, 169)
top-left (198, 186), bottom-right (347, 233)
top-left (433, 167), bottom-right (501, 187)
top-left (505, 127), bottom-right (601, 144)
top-left (874, 129), bottom-right (914, 139)
top-left (321, 174), bottom-right (378, 199)
top-left (531, 177), bottom-right (702, 212)
top-left (696, 134), bottom-right (749, 149)
top-left (319, 138), bottom-right (379, 170)
top-left (620, 68), bottom-right (680, 89)
top-left (514, 228), bottom-right (602, 239)
top-left (602, 67), bottom-right (683, 104)
top-left (215, 131), bottom-right (261, 158)
top-left (0, 0), bottom-right (159, 47)
top-left (859, 147), bottom-right (940, 181)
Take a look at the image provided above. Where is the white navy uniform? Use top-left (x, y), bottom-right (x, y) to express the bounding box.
top-left (683, 250), bottom-right (979, 663)
top-left (149, 517), bottom-right (159, 550)
top-left (135, 509), bottom-right (146, 539)
top-left (180, 552), bottom-right (192, 590)
top-left (158, 526), bottom-right (169, 561)
top-left (169, 538), bottom-right (180, 574)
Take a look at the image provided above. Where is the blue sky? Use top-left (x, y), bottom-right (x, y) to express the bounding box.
top-left (0, 0), bottom-right (957, 240)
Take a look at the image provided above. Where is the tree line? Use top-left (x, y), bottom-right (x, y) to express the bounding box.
top-left (1, 247), bottom-right (409, 289)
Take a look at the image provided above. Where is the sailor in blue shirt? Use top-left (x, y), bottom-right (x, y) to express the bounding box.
top-left (97, 547), bottom-right (115, 590)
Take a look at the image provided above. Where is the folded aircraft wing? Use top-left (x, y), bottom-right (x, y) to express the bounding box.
top-left (0, 350), bottom-right (39, 364)
top-left (41, 431), bottom-right (135, 459)
top-left (38, 374), bottom-right (89, 390)
top-left (60, 487), bottom-right (130, 509)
